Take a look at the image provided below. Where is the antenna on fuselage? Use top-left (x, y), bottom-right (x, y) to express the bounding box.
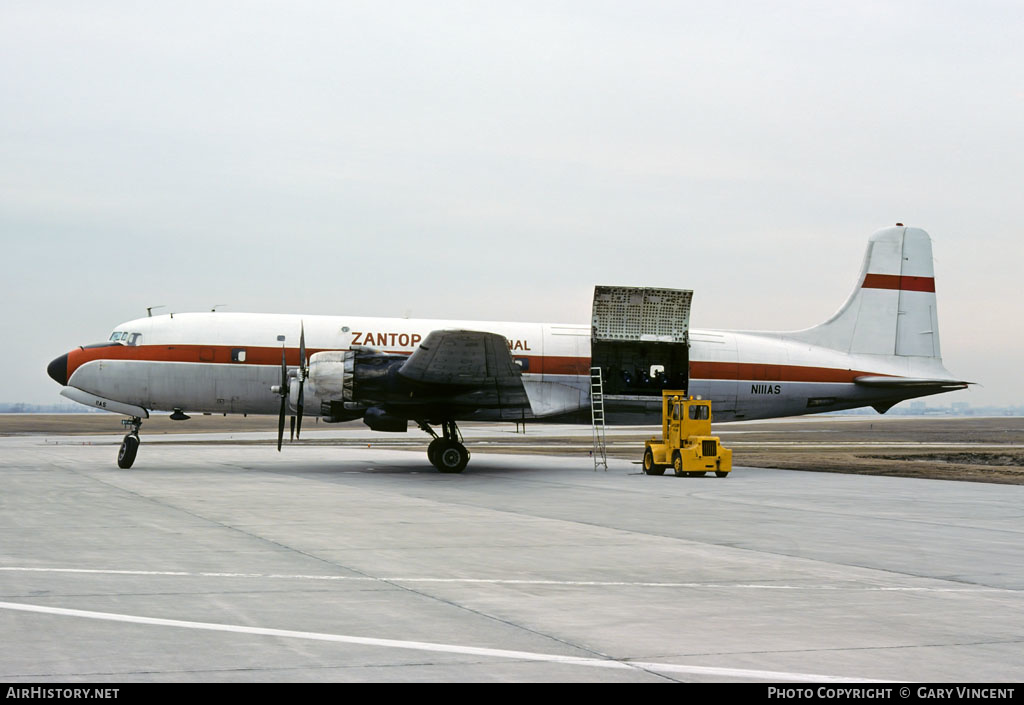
top-left (211, 304), bottom-right (227, 312)
top-left (146, 305), bottom-right (166, 318)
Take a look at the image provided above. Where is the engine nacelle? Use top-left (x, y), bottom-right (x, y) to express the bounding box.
top-left (318, 401), bottom-right (365, 423)
top-left (307, 349), bottom-right (409, 421)
top-left (363, 406), bottom-right (408, 432)
top-left (307, 351), bottom-right (355, 401)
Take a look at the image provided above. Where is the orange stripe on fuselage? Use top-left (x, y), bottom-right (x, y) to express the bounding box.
top-left (689, 361), bottom-right (885, 384)
top-left (66, 345), bottom-right (889, 385)
top-left (65, 344), bottom-right (324, 379)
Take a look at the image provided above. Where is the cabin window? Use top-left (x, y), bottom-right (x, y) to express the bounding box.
top-left (514, 358), bottom-right (529, 371)
top-left (231, 348), bottom-right (247, 362)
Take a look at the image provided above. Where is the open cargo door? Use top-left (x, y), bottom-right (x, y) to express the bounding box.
top-left (591, 287), bottom-right (692, 408)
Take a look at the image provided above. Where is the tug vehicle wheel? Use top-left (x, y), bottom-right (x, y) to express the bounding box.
top-left (643, 449), bottom-right (665, 476)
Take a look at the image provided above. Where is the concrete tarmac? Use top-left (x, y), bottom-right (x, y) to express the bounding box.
top-left (1, 434), bottom-right (1022, 682)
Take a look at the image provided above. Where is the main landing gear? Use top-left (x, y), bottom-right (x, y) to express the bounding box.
top-left (418, 420), bottom-right (470, 473)
top-left (117, 417), bottom-right (143, 469)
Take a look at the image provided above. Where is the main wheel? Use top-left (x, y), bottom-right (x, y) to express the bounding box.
top-left (427, 438), bottom-right (445, 467)
top-left (117, 434), bottom-right (139, 469)
top-left (672, 452), bottom-right (684, 477)
top-left (642, 449), bottom-right (665, 476)
top-left (435, 440), bottom-right (469, 473)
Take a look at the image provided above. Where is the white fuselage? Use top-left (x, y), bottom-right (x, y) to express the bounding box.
top-left (61, 311), bottom-right (958, 424)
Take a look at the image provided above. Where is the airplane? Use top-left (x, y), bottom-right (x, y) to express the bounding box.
top-left (46, 225), bottom-right (968, 472)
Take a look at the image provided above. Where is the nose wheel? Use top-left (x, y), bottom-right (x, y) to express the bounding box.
top-left (117, 417), bottom-right (143, 469)
top-left (420, 420), bottom-right (470, 473)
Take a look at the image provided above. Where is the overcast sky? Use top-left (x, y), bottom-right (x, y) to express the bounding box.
top-left (2, 1), bottom-right (1021, 407)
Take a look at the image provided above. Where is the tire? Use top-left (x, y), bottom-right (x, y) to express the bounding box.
top-left (715, 471), bottom-right (729, 478)
top-left (117, 434), bottom-right (139, 469)
top-left (427, 438), bottom-right (444, 468)
top-left (672, 452), bottom-right (684, 477)
top-left (688, 471), bottom-right (706, 478)
top-left (643, 449), bottom-right (665, 476)
top-left (435, 440), bottom-right (469, 474)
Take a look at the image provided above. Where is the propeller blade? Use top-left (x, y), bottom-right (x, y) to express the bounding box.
top-left (296, 321), bottom-right (306, 439)
top-left (290, 415), bottom-right (296, 442)
top-left (277, 396), bottom-right (286, 451)
top-left (281, 344), bottom-right (288, 389)
top-left (277, 339), bottom-right (288, 452)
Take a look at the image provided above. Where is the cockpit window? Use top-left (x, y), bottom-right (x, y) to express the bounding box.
top-left (107, 331), bottom-right (142, 345)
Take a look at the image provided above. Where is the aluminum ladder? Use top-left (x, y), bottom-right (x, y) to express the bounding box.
top-left (590, 367), bottom-right (608, 471)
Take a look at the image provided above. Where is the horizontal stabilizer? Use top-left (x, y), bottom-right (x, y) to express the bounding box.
top-left (854, 376), bottom-right (969, 390)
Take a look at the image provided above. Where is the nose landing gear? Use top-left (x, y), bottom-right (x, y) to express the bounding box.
top-left (117, 417), bottom-right (143, 469)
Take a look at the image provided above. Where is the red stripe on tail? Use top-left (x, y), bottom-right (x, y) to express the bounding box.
top-left (861, 274), bottom-right (935, 292)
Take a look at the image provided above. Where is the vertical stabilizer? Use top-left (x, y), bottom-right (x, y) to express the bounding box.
top-left (789, 226), bottom-right (941, 358)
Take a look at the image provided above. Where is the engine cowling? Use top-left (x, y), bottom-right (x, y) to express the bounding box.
top-left (307, 349), bottom-right (409, 423)
top-left (306, 351), bottom-right (355, 402)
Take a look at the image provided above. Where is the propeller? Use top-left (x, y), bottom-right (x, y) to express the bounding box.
top-left (296, 322), bottom-right (307, 439)
top-left (272, 325), bottom-right (309, 452)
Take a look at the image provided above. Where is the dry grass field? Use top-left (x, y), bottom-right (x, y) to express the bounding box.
top-left (705, 416), bottom-right (1024, 484)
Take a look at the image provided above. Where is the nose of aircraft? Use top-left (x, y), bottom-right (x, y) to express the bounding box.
top-left (47, 353), bottom-right (69, 386)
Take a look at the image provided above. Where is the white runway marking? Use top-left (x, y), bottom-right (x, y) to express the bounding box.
top-left (0, 600), bottom-right (891, 683)
top-left (0, 566), bottom-right (1006, 592)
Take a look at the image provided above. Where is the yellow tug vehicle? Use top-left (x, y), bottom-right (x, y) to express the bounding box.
top-left (642, 391), bottom-right (732, 477)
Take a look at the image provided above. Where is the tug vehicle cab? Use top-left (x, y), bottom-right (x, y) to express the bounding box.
top-left (642, 391), bottom-right (732, 477)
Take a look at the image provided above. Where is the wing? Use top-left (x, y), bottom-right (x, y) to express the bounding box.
top-left (399, 330), bottom-right (521, 385)
top-left (397, 330), bottom-right (531, 419)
